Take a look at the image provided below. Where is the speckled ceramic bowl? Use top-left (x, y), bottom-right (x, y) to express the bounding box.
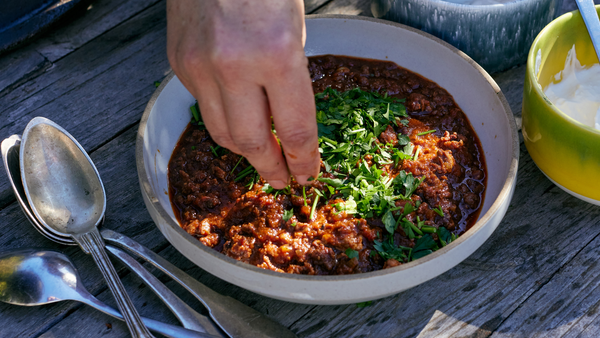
top-left (371, 0), bottom-right (562, 73)
top-left (522, 6), bottom-right (600, 205)
top-left (137, 15), bottom-right (519, 304)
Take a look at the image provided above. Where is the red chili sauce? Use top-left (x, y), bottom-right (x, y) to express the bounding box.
top-left (168, 55), bottom-right (486, 275)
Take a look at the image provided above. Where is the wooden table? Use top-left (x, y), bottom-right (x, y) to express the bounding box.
top-left (1, 0), bottom-right (599, 337)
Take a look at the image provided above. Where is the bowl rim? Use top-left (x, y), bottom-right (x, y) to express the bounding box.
top-left (388, 0), bottom-right (532, 9)
top-left (526, 5), bottom-right (600, 136)
top-left (136, 14), bottom-right (519, 282)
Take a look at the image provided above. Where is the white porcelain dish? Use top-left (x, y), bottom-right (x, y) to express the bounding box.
top-left (136, 15), bottom-right (519, 305)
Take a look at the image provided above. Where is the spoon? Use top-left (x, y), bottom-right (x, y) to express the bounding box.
top-left (0, 250), bottom-right (218, 338)
top-left (575, 0), bottom-right (600, 61)
top-left (19, 117), bottom-right (153, 338)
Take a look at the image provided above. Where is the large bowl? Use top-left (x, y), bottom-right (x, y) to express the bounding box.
top-left (137, 15), bottom-right (519, 305)
top-left (371, 0), bottom-right (562, 73)
top-left (522, 6), bottom-right (600, 205)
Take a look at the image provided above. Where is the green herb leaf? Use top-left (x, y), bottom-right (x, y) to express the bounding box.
top-left (190, 103), bottom-right (200, 123)
top-left (346, 248), bottom-right (359, 259)
top-left (282, 209), bottom-right (294, 222)
top-left (437, 227), bottom-right (453, 247)
top-left (382, 210), bottom-right (396, 234)
top-left (433, 205), bottom-right (444, 217)
top-left (417, 130), bottom-right (436, 136)
top-left (356, 301), bottom-right (373, 308)
top-left (412, 234), bottom-right (437, 259)
top-left (374, 237), bottom-right (409, 261)
top-left (316, 177), bottom-right (345, 187)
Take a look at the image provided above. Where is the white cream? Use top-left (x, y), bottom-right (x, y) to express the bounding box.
top-left (543, 46), bottom-right (600, 130)
top-left (442, 0), bottom-right (515, 5)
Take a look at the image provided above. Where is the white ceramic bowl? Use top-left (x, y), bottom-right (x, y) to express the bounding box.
top-left (137, 15), bottom-right (519, 305)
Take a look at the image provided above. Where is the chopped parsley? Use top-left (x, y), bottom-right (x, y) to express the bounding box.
top-left (417, 129), bottom-right (436, 136)
top-left (313, 87), bottom-right (456, 264)
top-left (433, 205), bottom-right (444, 217)
top-left (346, 248), bottom-right (359, 259)
top-left (282, 209), bottom-right (294, 222)
top-left (188, 87), bottom-right (458, 265)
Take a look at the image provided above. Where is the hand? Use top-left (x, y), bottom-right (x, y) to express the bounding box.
top-left (166, 0), bottom-right (320, 189)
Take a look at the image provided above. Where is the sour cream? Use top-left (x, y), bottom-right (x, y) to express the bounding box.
top-left (543, 46), bottom-right (600, 130)
top-left (442, 0), bottom-right (515, 5)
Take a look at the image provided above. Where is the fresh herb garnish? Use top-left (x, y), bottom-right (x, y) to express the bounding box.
top-left (302, 186), bottom-right (308, 207)
top-left (234, 165), bottom-right (256, 182)
top-left (230, 157), bottom-right (244, 174)
top-left (190, 103), bottom-right (201, 124)
top-left (309, 194), bottom-right (319, 221)
top-left (356, 301), bottom-right (373, 308)
top-left (346, 248), bottom-right (359, 259)
top-left (282, 209), bottom-right (294, 222)
top-left (210, 145), bottom-right (220, 158)
top-left (417, 130), bottom-right (436, 136)
top-left (313, 88), bottom-right (460, 264)
top-left (411, 234), bottom-right (437, 260)
top-left (189, 88), bottom-right (458, 266)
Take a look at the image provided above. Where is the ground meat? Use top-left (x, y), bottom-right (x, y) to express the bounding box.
top-left (168, 55), bottom-right (486, 275)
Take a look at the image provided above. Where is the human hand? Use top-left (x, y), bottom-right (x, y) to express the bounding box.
top-left (166, 0), bottom-right (320, 189)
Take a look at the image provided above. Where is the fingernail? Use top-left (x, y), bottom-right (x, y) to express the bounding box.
top-left (270, 180), bottom-right (287, 190)
top-left (295, 175), bottom-right (311, 185)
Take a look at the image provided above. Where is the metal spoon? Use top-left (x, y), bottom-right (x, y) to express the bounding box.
top-left (0, 249), bottom-right (218, 338)
top-left (19, 117), bottom-right (153, 338)
top-left (575, 0), bottom-right (600, 61)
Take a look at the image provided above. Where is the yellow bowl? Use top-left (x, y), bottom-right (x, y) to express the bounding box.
top-left (522, 5), bottom-right (600, 204)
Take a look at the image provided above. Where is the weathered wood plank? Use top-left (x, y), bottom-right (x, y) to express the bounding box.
top-left (0, 1), bottom-right (170, 208)
top-left (0, 49), bottom-right (48, 94)
top-left (0, 0), bottom-right (160, 99)
top-left (305, 0), bottom-right (333, 13)
top-left (33, 0), bottom-right (162, 62)
top-left (492, 65), bottom-right (526, 128)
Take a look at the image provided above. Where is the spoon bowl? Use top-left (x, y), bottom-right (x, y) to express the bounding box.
top-left (0, 250), bottom-right (215, 338)
top-left (1, 135), bottom-right (74, 245)
top-left (0, 250), bottom-right (78, 306)
top-left (20, 119), bottom-right (105, 235)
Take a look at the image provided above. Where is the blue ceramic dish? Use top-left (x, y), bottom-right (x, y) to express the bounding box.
top-left (371, 0), bottom-right (562, 73)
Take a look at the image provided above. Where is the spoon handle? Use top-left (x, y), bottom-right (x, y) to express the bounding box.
top-left (575, 0), bottom-right (600, 61)
top-left (105, 244), bottom-right (225, 337)
top-left (74, 292), bottom-right (220, 338)
top-left (75, 229), bottom-right (155, 338)
top-left (101, 229), bottom-right (298, 338)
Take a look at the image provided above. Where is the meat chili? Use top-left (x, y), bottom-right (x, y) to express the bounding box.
top-left (168, 55), bottom-right (487, 275)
